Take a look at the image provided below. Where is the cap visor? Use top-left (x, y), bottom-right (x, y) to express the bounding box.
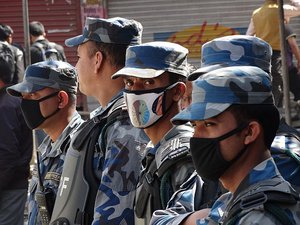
top-left (112, 67), bottom-right (165, 79)
top-left (171, 102), bottom-right (231, 125)
top-left (7, 80), bottom-right (46, 97)
top-left (188, 64), bottom-right (225, 81)
top-left (65, 35), bottom-right (87, 47)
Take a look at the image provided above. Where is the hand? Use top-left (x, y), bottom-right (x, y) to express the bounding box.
top-left (180, 208), bottom-right (211, 225)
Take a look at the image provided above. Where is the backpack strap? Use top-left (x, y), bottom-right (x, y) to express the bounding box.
top-left (32, 41), bottom-right (47, 61)
top-left (99, 97), bottom-right (128, 151)
top-left (71, 97), bottom-right (127, 224)
top-left (135, 154), bottom-right (161, 218)
top-left (224, 179), bottom-right (299, 225)
top-left (135, 135), bottom-right (193, 217)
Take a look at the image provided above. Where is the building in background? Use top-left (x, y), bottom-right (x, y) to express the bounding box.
top-left (1, 0), bottom-right (299, 112)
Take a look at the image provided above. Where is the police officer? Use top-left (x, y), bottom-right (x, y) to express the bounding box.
top-left (112, 41), bottom-right (195, 224)
top-left (7, 60), bottom-right (83, 225)
top-left (150, 35), bottom-right (300, 225)
top-left (50, 17), bottom-right (149, 225)
top-left (171, 66), bottom-right (300, 225)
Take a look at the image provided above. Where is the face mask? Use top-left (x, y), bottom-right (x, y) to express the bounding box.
top-left (190, 123), bottom-right (248, 181)
top-left (124, 82), bottom-right (178, 128)
top-left (21, 92), bottom-right (60, 129)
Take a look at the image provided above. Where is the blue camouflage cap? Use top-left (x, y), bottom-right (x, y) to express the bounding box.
top-left (188, 35), bottom-right (272, 81)
top-left (111, 41), bottom-right (189, 79)
top-left (7, 60), bottom-right (78, 97)
top-left (172, 66), bottom-right (274, 124)
top-left (65, 17), bottom-right (143, 47)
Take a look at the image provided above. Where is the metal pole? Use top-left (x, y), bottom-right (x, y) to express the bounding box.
top-left (278, 0), bottom-right (291, 125)
top-left (22, 0), bottom-right (31, 66)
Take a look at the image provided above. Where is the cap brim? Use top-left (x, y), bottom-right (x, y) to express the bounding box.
top-left (171, 102), bottom-right (231, 125)
top-left (111, 67), bottom-right (165, 79)
top-left (65, 35), bottom-right (88, 47)
top-left (188, 64), bottom-right (225, 81)
top-left (7, 80), bottom-right (46, 97)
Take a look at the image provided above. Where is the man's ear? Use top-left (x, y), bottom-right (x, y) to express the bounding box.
top-left (57, 91), bottom-right (69, 109)
top-left (244, 121), bottom-right (261, 145)
top-left (94, 51), bottom-right (104, 73)
top-left (173, 82), bottom-right (186, 102)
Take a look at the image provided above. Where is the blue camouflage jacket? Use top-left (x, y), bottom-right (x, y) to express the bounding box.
top-left (135, 124), bottom-right (195, 225)
top-left (27, 112), bottom-right (83, 225)
top-left (91, 92), bottom-right (149, 225)
top-left (271, 134), bottom-right (300, 192)
top-left (151, 158), bottom-right (300, 225)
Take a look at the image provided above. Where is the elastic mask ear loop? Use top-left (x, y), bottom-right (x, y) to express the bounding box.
top-left (225, 122), bottom-right (249, 164)
top-left (41, 92), bottom-right (60, 120)
top-left (162, 82), bottom-right (181, 114)
top-left (37, 91), bottom-right (59, 102)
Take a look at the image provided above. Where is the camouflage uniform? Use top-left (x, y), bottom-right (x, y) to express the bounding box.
top-left (150, 36), bottom-right (300, 225)
top-left (112, 42), bottom-right (196, 225)
top-left (49, 17), bottom-right (149, 225)
top-left (28, 112), bottom-right (82, 225)
top-left (7, 60), bottom-right (82, 225)
top-left (152, 158), bottom-right (300, 225)
top-left (271, 133), bottom-right (300, 193)
top-left (151, 66), bottom-right (300, 225)
top-left (89, 92), bottom-right (149, 225)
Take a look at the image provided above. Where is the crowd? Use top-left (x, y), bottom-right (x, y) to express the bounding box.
top-left (1, 0), bottom-right (300, 225)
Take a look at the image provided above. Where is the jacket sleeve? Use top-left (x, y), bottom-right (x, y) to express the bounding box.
top-left (150, 172), bottom-right (204, 225)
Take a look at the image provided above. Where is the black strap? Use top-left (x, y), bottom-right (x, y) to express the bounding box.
top-left (135, 154), bottom-right (162, 218)
top-left (71, 98), bottom-right (128, 224)
top-left (224, 191), bottom-right (299, 225)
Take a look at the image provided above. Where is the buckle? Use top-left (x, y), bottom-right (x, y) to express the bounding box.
top-left (145, 173), bottom-right (154, 184)
top-left (240, 192), bottom-right (267, 210)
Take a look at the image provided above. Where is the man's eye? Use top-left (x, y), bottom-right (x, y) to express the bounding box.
top-left (144, 79), bottom-right (154, 86)
top-left (124, 80), bottom-right (133, 87)
top-left (190, 121), bottom-right (196, 127)
top-left (204, 121), bottom-right (213, 127)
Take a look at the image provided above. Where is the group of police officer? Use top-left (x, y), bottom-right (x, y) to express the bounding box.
top-left (5, 16), bottom-right (300, 225)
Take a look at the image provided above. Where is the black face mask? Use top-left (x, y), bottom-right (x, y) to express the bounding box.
top-left (190, 123), bottom-right (248, 181)
top-left (21, 92), bottom-right (60, 129)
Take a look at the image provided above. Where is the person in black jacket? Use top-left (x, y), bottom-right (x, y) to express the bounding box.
top-left (29, 21), bottom-right (66, 64)
top-left (0, 58), bottom-right (33, 225)
top-left (0, 23), bottom-right (25, 84)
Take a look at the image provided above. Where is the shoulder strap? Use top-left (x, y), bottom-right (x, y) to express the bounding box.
top-left (99, 98), bottom-right (128, 151)
top-left (156, 136), bottom-right (191, 177)
top-left (225, 189), bottom-right (299, 225)
top-left (135, 154), bottom-right (162, 218)
top-left (32, 41), bottom-right (47, 61)
top-left (136, 135), bottom-right (193, 217)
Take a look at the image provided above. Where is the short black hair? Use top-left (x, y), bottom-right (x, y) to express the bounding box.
top-left (229, 104), bottom-right (280, 148)
top-left (0, 58), bottom-right (13, 84)
top-left (0, 24), bottom-right (13, 41)
top-left (89, 42), bottom-right (128, 68)
top-left (29, 21), bottom-right (45, 36)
